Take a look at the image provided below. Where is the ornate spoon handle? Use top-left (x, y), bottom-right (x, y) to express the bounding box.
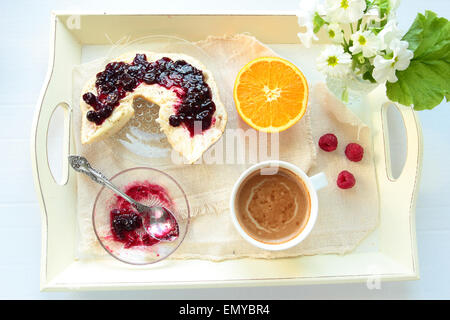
top-left (68, 155), bottom-right (141, 209)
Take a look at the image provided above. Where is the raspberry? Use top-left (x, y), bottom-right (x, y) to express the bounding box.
top-left (318, 133), bottom-right (338, 152)
top-left (345, 143), bottom-right (364, 162)
top-left (337, 170), bottom-right (356, 189)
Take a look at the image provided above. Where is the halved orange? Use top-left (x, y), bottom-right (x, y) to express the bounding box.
top-left (233, 57), bottom-right (309, 132)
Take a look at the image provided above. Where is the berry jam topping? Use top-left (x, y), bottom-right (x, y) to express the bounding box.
top-left (83, 54), bottom-right (216, 136)
top-left (111, 209), bottom-right (142, 240)
top-left (109, 181), bottom-right (177, 248)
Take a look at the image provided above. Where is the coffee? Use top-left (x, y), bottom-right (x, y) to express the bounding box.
top-left (235, 167), bottom-right (311, 244)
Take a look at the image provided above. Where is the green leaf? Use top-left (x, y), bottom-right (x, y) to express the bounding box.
top-left (371, 27), bottom-right (383, 35)
top-left (383, 51), bottom-right (394, 60)
top-left (386, 11), bottom-right (450, 110)
top-left (313, 12), bottom-right (326, 33)
top-left (363, 66), bottom-right (377, 83)
top-left (387, 60), bottom-right (449, 109)
top-left (403, 11), bottom-right (450, 60)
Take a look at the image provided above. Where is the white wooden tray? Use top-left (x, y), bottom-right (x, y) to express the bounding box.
top-left (31, 11), bottom-right (422, 291)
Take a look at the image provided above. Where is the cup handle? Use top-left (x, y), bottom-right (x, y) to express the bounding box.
top-left (309, 172), bottom-right (328, 191)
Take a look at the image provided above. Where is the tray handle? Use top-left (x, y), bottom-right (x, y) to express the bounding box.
top-left (370, 85), bottom-right (423, 189)
top-left (31, 14), bottom-right (80, 197)
top-left (31, 80), bottom-right (73, 194)
top-left (369, 85), bottom-right (422, 273)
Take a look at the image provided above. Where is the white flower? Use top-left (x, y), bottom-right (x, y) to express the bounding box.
top-left (297, 0), bottom-right (325, 48)
top-left (297, 27), bottom-right (318, 48)
top-left (390, 0), bottom-right (401, 11)
top-left (325, 0), bottom-right (366, 23)
top-left (378, 19), bottom-right (403, 50)
top-left (297, 0), bottom-right (326, 22)
top-left (326, 23), bottom-right (344, 43)
top-left (297, 0), bottom-right (317, 26)
top-left (317, 45), bottom-right (352, 78)
top-left (388, 0), bottom-right (401, 19)
top-left (298, 28), bottom-right (319, 48)
top-left (372, 39), bottom-right (413, 83)
top-left (363, 0), bottom-right (401, 28)
top-left (363, 6), bottom-right (381, 29)
top-left (350, 30), bottom-right (382, 57)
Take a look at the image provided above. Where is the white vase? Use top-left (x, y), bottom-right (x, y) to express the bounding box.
top-left (326, 74), bottom-right (379, 123)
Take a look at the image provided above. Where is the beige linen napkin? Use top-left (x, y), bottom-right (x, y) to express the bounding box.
top-left (172, 83), bottom-right (379, 260)
top-left (72, 34), bottom-right (378, 261)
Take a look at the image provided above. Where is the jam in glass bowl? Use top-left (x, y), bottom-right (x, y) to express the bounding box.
top-left (92, 167), bottom-right (189, 265)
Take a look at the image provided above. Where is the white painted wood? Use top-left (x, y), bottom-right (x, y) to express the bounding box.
top-left (29, 12), bottom-right (423, 291)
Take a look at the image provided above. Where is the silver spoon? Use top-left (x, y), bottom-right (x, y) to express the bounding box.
top-left (68, 155), bottom-right (179, 241)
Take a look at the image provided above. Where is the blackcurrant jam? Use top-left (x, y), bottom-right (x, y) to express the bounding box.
top-left (83, 54), bottom-right (216, 136)
top-left (109, 181), bottom-right (178, 248)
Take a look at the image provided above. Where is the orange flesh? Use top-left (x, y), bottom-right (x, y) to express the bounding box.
top-left (234, 57), bottom-right (309, 132)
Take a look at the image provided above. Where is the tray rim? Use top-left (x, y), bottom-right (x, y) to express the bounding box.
top-left (31, 11), bottom-right (422, 291)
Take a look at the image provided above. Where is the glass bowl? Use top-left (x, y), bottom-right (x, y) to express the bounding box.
top-left (92, 167), bottom-right (189, 265)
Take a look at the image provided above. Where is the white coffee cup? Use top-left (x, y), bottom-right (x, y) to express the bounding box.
top-left (229, 160), bottom-right (327, 251)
